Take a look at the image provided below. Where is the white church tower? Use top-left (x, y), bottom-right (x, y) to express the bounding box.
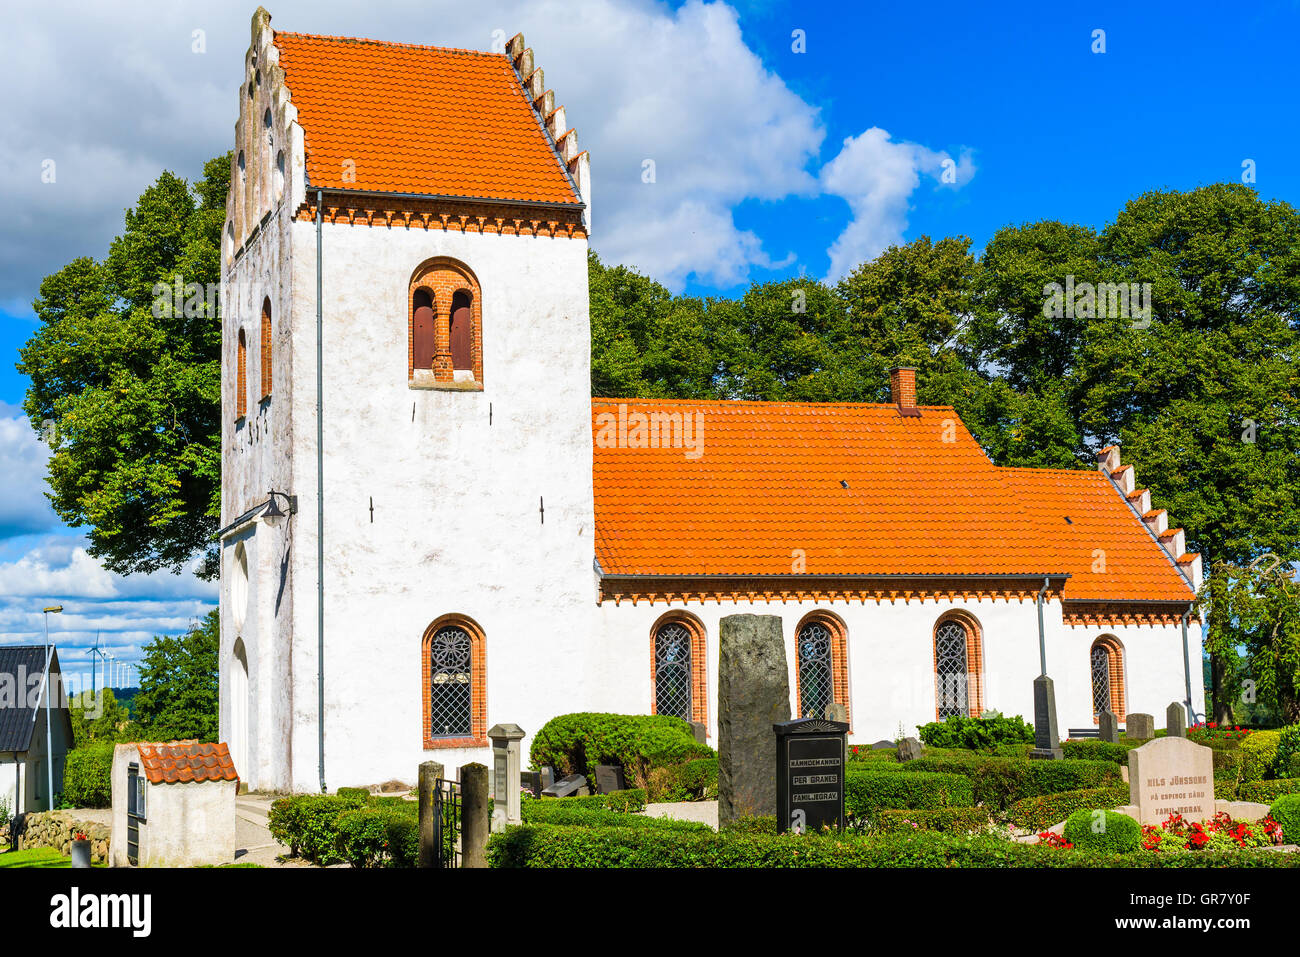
top-left (219, 9), bottom-right (596, 791)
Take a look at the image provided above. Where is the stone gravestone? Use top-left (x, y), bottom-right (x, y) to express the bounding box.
top-left (775, 718), bottom-right (848, 834)
top-left (871, 740), bottom-right (896, 750)
top-left (541, 773), bottom-right (588, 798)
top-left (1098, 710), bottom-right (1120, 744)
top-left (717, 614), bottom-right (791, 827)
top-left (1166, 702), bottom-right (1187, 738)
top-left (519, 770), bottom-right (542, 799)
top-left (540, 766), bottom-right (556, 792)
top-left (689, 721), bottom-right (707, 744)
top-left (594, 764), bottom-right (627, 794)
top-left (823, 702), bottom-right (848, 724)
top-left (897, 737), bottom-right (922, 762)
top-left (1128, 736), bottom-right (1214, 825)
top-left (1127, 713), bottom-right (1155, 740)
top-left (488, 723), bottom-right (526, 832)
top-left (1029, 674), bottom-right (1063, 759)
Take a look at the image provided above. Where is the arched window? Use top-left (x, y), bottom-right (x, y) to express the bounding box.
top-left (236, 329), bottom-right (247, 420)
top-left (422, 615), bottom-right (486, 747)
top-left (408, 258), bottom-right (482, 387)
top-left (795, 612), bottom-right (849, 721)
top-left (1090, 635), bottom-right (1126, 720)
top-left (650, 612), bottom-right (706, 725)
top-left (259, 298), bottom-right (272, 400)
top-left (933, 612), bottom-right (983, 719)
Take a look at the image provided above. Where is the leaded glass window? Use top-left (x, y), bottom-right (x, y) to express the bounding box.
top-left (655, 622), bottom-right (693, 720)
top-left (1091, 644), bottom-right (1112, 715)
top-left (935, 621), bottom-right (969, 719)
top-left (798, 622), bottom-right (834, 719)
top-left (429, 625), bottom-right (472, 737)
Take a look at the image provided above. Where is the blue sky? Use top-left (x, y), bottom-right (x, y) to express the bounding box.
top-left (1, 0), bottom-right (1296, 678)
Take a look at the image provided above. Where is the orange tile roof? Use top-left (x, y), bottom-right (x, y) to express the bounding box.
top-left (591, 399), bottom-right (1195, 603)
top-left (137, 741), bottom-right (239, 785)
top-left (271, 31), bottom-right (579, 204)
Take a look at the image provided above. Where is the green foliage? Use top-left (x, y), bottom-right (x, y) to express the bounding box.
top-left (917, 715), bottom-right (1035, 751)
top-left (521, 797), bottom-right (708, 833)
top-left (132, 610), bottom-right (218, 742)
top-left (721, 815), bottom-right (777, 835)
top-left (69, 689), bottom-right (132, 747)
top-left (523, 790), bottom-right (646, 814)
top-left (1239, 730), bottom-right (1283, 782)
top-left (1061, 739), bottom-right (1137, 764)
top-left (899, 755), bottom-right (1122, 810)
top-left (844, 768), bottom-right (974, 815)
top-left (18, 155), bottom-right (231, 577)
top-left (487, 824), bottom-right (1300, 869)
top-left (336, 787), bottom-right (370, 801)
top-left (1273, 725), bottom-right (1300, 778)
top-left (646, 758), bottom-right (716, 802)
top-left (60, 744), bottom-right (115, 808)
top-left (1007, 786), bottom-right (1131, 832)
top-left (1239, 778), bottom-right (1300, 804)
top-left (267, 794), bottom-right (366, 864)
top-left (870, 807), bottom-right (994, 834)
top-left (529, 713), bottom-right (713, 790)
top-left (334, 808), bottom-right (390, 868)
top-left (1062, 809), bottom-right (1143, 853)
top-left (1268, 794), bottom-right (1300, 845)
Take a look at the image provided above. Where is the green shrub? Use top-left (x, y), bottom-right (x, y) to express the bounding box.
top-left (1238, 777), bottom-right (1300, 804)
top-left (487, 823), bottom-right (1300, 869)
top-left (848, 746), bottom-right (900, 763)
top-left (61, 744), bottom-right (115, 808)
top-left (1240, 730), bottom-right (1283, 782)
top-left (1007, 786), bottom-right (1131, 831)
top-left (872, 807), bottom-right (993, 834)
top-left (898, 755), bottom-right (1121, 809)
top-left (335, 808), bottom-right (390, 867)
top-left (1269, 794), bottom-right (1300, 844)
top-left (336, 787), bottom-right (370, 801)
top-left (529, 713), bottom-right (713, 789)
top-left (646, 758), bottom-right (716, 802)
top-left (1062, 809), bottom-right (1142, 853)
top-left (721, 815), bottom-right (777, 834)
top-left (384, 813), bottom-right (420, 867)
top-left (1212, 749), bottom-right (1247, 792)
top-left (267, 794), bottom-right (366, 864)
top-left (845, 767), bottom-right (974, 815)
top-left (1061, 739), bottom-right (1136, 765)
top-left (1273, 725), bottom-right (1300, 778)
top-left (528, 789), bottom-right (646, 813)
top-left (917, 715), bottom-right (1035, 751)
top-left (521, 796), bottom-right (709, 832)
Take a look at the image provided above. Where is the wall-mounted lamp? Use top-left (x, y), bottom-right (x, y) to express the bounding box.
top-left (261, 489), bottom-right (298, 528)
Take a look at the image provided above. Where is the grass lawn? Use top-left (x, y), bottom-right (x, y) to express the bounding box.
top-left (0, 847), bottom-right (108, 868)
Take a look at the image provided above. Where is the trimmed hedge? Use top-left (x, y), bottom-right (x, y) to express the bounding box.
top-left (872, 807), bottom-right (994, 834)
top-left (1270, 794), bottom-right (1300, 845)
top-left (268, 794), bottom-right (366, 864)
top-left (917, 715), bottom-right (1035, 751)
top-left (1007, 786), bottom-right (1131, 832)
top-left (336, 787), bottom-right (370, 801)
top-left (1061, 740), bottom-right (1137, 765)
top-left (1063, 808), bottom-right (1142, 853)
top-left (896, 755), bottom-right (1122, 809)
top-left (521, 795), bottom-right (708, 832)
top-left (530, 789), bottom-right (646, 813)
top-left (646, 758), bottom-right (716, 802)
top-left (487, 823), bottom-right (1300, 868)
top-left (1240, 730), bottom-right (1282, 782)
top-left (530, 713), bottom-right (713, 789)
top-left (61, 744), bottom-right (115, 808)
top-left (1238, 777), bottom-right (1300, 804)
top-left (845, 767), bottom-right (974, 815)
top-left (1274, 725), bottom-right (1300, 778)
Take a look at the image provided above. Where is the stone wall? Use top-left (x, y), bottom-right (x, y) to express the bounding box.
top-left (12, 811), bottom-right (110, 863)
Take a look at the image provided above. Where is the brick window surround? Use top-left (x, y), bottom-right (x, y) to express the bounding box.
top-left (235, 328), bottom-right (247, 420)
top-left (794, 610), bottom-right (850, 725)
top-left (421, 613), bottom-right (487, 749)
top-left (648, 610), bottom-right (708, 729)
top-left (259, 297), bottom-right (272, 400)
top-left (1091, 634), bottom-right (1127, 721)
top-left (408, 257), bottom-right (483, 387)
top-left (932, 610), bottom-right (984, 719)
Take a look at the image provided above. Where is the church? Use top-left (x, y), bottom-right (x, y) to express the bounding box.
top-left (218, 9), bottom-right (1204, 793)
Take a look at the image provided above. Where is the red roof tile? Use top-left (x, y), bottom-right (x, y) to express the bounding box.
top-left (591, 398), bottom-right (1195, 603)
top-left (272, 31), bottom-right (579, 204)
top-left (137, 741), bottom-right (239, 785)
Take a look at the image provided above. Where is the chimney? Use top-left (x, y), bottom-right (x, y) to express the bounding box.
top-left (890, 367), bottom-right (919, 416)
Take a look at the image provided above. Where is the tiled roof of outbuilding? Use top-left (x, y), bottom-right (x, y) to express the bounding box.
top-left (136, 741), bottom-right (240, 784)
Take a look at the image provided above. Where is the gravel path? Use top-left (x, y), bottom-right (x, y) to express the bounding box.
top-left (642, 800), bottom-right (718, 830)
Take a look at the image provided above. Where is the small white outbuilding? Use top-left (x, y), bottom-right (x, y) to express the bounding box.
top-left (110, 740), bottom-right (239, 867)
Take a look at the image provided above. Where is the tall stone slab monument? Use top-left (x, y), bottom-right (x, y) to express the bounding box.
top-left (1029, 674), bottom-right (1063, 760)
top-left (718, 614), bottom-right (791, 827)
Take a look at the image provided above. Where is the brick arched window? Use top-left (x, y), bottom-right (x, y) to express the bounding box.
top-left (1090, 635), bottom-right (1126, 720)
top-left (422, 615), bottom-right (487, 748)
top-left (235, 328), bottom-right (247, 420)
top-left (649, 611), bottom-right (707, 726)
top-left (259, 298), bottom-right (272, 400)
top-left (933, 611), bottom-right (984, 719)
top-left (408, 258), bottom-right (482, 387)
top-left (795, 611), bottom-right (849, 721)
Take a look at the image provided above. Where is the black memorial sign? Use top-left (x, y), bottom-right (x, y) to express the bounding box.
top-left (774, 717), bottom-right (848, 834)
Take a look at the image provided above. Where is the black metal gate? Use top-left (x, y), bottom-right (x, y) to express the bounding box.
top-left (126, 762), bottom-right (141, 865)
top-left (431, 778), bottom-right (461, 868)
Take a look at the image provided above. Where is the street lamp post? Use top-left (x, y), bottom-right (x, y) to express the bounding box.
top-left (41, 605), bottom-right (62, 810)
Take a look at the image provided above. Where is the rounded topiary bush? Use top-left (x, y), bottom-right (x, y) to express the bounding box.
top-left (1239, 730), bottom-right (1282, 782)
top-left (1062, 808), bottom-right (1142, 853)
top-left (1269, 794), bottom-right (1300, 845)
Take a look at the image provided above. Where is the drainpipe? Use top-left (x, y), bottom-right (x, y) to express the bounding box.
top-left (316, 189), bottom-right (326, 794)
top-left (1035, 578), bottom-right (1050, 677)
top-left (1181, 607), bottom-right (1195, 721)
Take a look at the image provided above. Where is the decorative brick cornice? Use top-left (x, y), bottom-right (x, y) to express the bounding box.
top-left (295, 194), bottom-right (587, 238)
top-left (598, 575), bottom-right (1067, 607)
top-left (1062, 602), bottom-right (1198, 628)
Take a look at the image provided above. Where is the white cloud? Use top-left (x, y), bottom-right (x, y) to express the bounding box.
top-left (0, 402), bottom-right (62, 538)
top-left (819, 128), bottom-right (976, 283)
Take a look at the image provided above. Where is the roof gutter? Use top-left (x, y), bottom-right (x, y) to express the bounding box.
top-left (1036, 577), bottom-right (1051, 677)
top-left (310, 186), bottom-right (583, 212)
top-left (597, 572), bottom-right (1073, 582)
